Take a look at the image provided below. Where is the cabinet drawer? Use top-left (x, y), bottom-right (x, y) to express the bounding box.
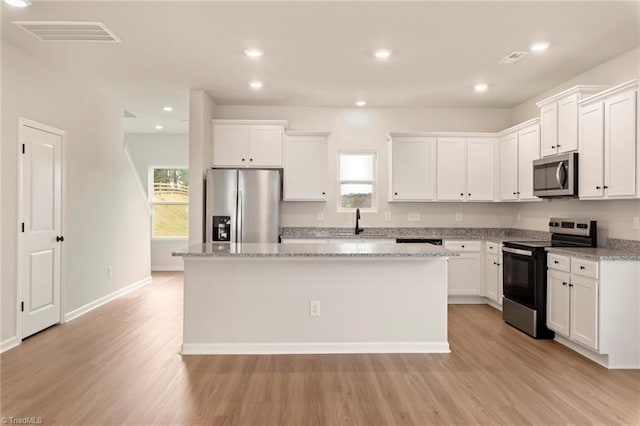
top-left (571, 258), bottom-right (599, 279)
top-left (548, 253), bottom-right (570, 272)
top-left (485, 241), bottom-right (500, 255)
top-left (444, 240), bottom-right (481, 252)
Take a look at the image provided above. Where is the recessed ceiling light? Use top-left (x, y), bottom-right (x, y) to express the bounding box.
top-left (154, 125), bottom-right (164, 130)
top-left (4, 0), bottom-right (31, 7)
top-left (474, 83), bottom-right (488, 93)
top-left (162, 106), bottom-right (173, 112)
top-left (244, 49), bottom-right (263, 58)
top-left (530, 42), bottom-right (550, 52)
top-left (355, 100), bottom-right (367, 107)
top-left (374, 49), bottom-right (392, 59)
top-left (249, 81), bottom-right (263, 89)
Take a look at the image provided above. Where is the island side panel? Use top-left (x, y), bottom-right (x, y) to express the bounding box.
top-left (182, 257), bottom-right (449, 354)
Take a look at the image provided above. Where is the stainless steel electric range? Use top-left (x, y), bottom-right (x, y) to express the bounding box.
top-left (502, 218), bottom-right (597, 338)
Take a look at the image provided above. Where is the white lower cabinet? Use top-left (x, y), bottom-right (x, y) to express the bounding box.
top-left (445, 240), bottom-right (482, 296)
top-left (547, 254), bottom-right (599, 351)
top-left (484, 242), bottom-right (502, 304)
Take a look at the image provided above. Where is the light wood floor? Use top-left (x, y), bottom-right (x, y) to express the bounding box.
top-left (1, 272), bottom-right (638, 425)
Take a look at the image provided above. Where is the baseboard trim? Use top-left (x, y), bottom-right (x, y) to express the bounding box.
top-left (554, 335), bottom-right (610, 368)
top-left (151, 266), bottom-right (183, 272)
top-left (448, 296), bottom-right (488, 304)
top-left (64, 276), bottom-right (152, 323)
top-left (181, 341), bottom-right (451, 355)
top-left (0, 336), bottom-right (20, 353)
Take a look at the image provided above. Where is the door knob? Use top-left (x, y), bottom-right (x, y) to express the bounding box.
top-left (56, 235), bottom-right (64, 242)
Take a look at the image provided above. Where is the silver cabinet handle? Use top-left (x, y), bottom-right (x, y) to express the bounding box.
top-left (503, 247), bottom-right (533, 256)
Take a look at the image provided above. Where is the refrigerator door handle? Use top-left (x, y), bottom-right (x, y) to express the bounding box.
top-left (237, 190), bottom-right (242, 244)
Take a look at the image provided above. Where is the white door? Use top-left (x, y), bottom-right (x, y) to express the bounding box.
top-left (570, 275), bottom-right (599, 350)
top-left (517, 125), bottom-right (540, 201)
top-left (248, 125), bottom-right (283, 167)
top-left (578, 102), bottom-right (605, 199)
top-left (540, 103), bottom-right (558, 157)
top-left (466, 138), bottom-right (496, 201)
top-left (283, 135), bottom-right (327, 201)
top-left (604, 90), bottom-right (637, 198)
top-left (557, 94), bottom-right (579, 153)
top-left (391, 137), bottom-right (436, 200)
top-left (499, 133), bottom-right (518, 200)
top-left (484, 253), bottom-right (499, 302)
top-left (212, 124), bottom-right (248, 167)
top-left (20, 121), bottom-right (64, 339)
top-left (436, 137), bottom-right (466, 200)
top-left (546, 270), bottom-right (570, 337)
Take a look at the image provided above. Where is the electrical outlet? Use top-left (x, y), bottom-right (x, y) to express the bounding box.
top-left (317, 212), bottom-right (324, 221)
top-left (408, 212), bottom-right (420, 222)
top-left (633, 216), bottom-right (640, 230)
top-left (384, 211), bottom-right (391, 222)
top-left (309, 301), bottom-right (321, 317)
top-left (107, 266), bottom-right (113, 279)
top-left (456, 212), bottom-right (462, 222)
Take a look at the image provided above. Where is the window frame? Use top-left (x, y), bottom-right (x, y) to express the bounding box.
top-left (336, 150), bottom-right (378, 213)
top-left (149, 165), bottom-right (189, 240)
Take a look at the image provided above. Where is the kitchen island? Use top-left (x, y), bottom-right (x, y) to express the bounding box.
top-left (175, 242), bottom-right (455, 355)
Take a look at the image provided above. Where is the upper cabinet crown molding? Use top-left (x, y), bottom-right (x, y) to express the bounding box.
top-left (578, 79), bottom-right (638, 105)
top-left (386, 131), bottom-right (497, 141)
top-left (212, 119), bottom-right (288, 127)
top-left (285, 131), bottom-right (331, 137)
top-left (536, 85), bottom-right (611, 107)
top-left (497, 118), bottom-right (540, 137)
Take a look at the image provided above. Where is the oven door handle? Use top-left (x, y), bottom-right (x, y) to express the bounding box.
top-left (502, 247), bottom-right (533, 257)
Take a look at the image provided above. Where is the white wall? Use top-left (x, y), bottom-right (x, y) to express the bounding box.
top-left (1, 40), bottom-right (151, 342)
top-left (510, 47), bottom-right (640, 125)
top-left (124, 133), bottom-right (188, 270)
top-left (214, 105), bottom-right (515, 229)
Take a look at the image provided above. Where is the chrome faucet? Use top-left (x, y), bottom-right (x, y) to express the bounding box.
top-left (355, 208), bottom-right (364, 235)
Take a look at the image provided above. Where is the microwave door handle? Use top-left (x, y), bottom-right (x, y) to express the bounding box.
top-left (556, 162), bottom-right (567, 188)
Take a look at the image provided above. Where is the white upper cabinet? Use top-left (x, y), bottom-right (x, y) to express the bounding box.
top-left (283, 132), bottom-right (329, 201)
top-left (466, 138), bottom-right (496, 201)
top-left (498, 120), bottom-right (540, 201)
top-left (212, 120), bottom-right (286, 167)
top-left (537, 86), bottom-right (609, 157)
top-left (388, 135), bottom-right (437, 201)
top-left (578, 81), bottom-right (638, 200)
top-left (436, 137), bottom-right (467, 200)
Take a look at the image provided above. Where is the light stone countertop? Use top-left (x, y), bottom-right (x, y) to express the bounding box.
top-left (546, 247), bottom-right (640, 261)
top-left (174, 242), bottom-right (458, 258)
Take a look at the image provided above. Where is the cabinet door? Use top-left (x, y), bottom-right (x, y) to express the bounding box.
top-left (212, 125), bottom-right (248, 167)
top-left (570, 275), bottom-right (599, 350)
top-left (467, 138), bottom-right (496, 201)
top-left (541, 103), bottom-right (559, 157)
top-left (448, 254), bottom-right (482, 296)
top-left (558, 95), bottom-right (579, 153)
top-left (485, 253), bottom-right (499, 302)
top-left (391, 137), bottom-right (437, 200)
top-left (284, 136), bottom-right (327, 201)
top-left (604, 90), bottom-right (637, 198)
top-left (579, 102), bottom-right (605, 199)
top-left (248, 125), bottom-right (283, 167)
top-left (517, 125), bottom-right (540, 201)
top-left (436, 137), bottom-right (466, 201)
top-left (547, 270), bottom-right (570, 337)
top-left (499, 133), bottom-right (518, 200)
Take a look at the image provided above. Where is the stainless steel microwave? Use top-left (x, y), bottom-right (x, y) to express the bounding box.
top-left (532, 152), bottom-right (578, 198)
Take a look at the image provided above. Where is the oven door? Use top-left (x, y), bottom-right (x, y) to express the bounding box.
top-left (502, 247), bottom-right (538, 309)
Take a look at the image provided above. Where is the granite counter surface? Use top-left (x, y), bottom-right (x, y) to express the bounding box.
top-left (175, 242), bottom-right (457, 258)
top-left (545, 247), bottom-right (640, 261)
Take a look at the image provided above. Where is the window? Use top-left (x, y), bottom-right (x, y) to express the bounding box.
top-left (150, 168), bottom-right (189, 238)
top-left (338, 152), bottom-right (376, 210)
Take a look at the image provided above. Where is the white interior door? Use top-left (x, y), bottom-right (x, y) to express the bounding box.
top-left (20, 121), bottom-right (64, 339)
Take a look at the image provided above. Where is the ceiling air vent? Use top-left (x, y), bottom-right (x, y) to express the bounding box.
top-left (13, 21), bottom-right (121, 42)
top-left (498, 51), bottom-right (528, 64)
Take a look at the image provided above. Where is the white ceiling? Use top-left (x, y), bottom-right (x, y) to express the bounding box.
top-left (2, 1), bottom-right (639, 134)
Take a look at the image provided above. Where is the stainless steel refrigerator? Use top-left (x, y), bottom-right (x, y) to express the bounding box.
top-left (205, 169), bottom-right (281, 243)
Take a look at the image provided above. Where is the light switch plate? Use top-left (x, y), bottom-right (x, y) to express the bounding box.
top-left (384, 212), bottom-right (391, 222)
top-left (633, 216), bottom-right (640, 230)
top-left (408, 212), bottom-right (420, 222)
top-left (456, 212), bottom-right (462, 222)
top-left (317, 212), bottom-right (324, 221)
